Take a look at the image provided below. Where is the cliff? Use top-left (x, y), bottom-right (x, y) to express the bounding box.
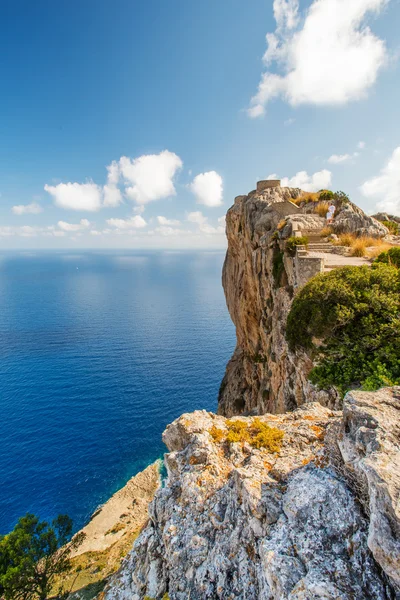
top-left (218, 184), bottom-right (387, 417)
top-left (64, 463), bottom-right (160, 599)
top-left (95, 184), bottom-right (400, 600)
top-left (102, 387), bottom-right (400, 599)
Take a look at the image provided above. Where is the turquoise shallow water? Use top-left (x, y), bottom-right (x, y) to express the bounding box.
top-left (0, 250), bottom-right (235, 534)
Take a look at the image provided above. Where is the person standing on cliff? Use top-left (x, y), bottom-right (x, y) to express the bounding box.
top-left (326, 203), bottom-right (336, 224)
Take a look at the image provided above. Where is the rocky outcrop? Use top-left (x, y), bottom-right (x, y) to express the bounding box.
top-left (102, 389), bottom-right (400, 599)
top-left (338, 387), bottom-right (400, 590)
top-left (331, 202), bottom-right (389, 237)
top-left (219, 186), bottom-right (339, 417)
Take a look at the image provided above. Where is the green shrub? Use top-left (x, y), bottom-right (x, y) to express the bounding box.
top-left (319, 190), bottom-right (334, 201)
top-left (272, 248), bottom-right (285, 286)
top-left (286, 264), bottom-right (400, 395)
top-left (375, 246), bottom-right (400, 268)
top-left (381, 220), bottom-right (399, 235)
top-left (285, 236), bottom-right (309, 255)
top-left (333, 191), bottom-right (350, 205)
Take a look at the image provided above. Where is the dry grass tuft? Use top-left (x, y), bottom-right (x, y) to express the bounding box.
top-left (320, 226), bottom-right (333, 237)
top-left (314, 201), bottom-right (330, 217)
top-left (211, 419), bottom-right (284, 454)
top-left (335, 234), bottom-right (388, 256)
top-left (301, 192), bottom-right (320, 203)
top-left (277, 219), bottom-right (287, 230)
top-left (336, 233), bottom-right (356, 247)
top-left (366, 243), bottom-right (393, 259)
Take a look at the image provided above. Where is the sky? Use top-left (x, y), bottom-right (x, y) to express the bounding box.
top-left (1, 0), bottom-right (400, 249)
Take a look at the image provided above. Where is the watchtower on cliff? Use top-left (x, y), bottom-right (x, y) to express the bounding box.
top-left (256, 180), bottom-right (281, 193)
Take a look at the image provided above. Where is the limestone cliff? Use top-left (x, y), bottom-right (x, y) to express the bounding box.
top-left (96, 184), bottom-right (400, 600)
top-left (218, 183), bottom-right (387, 417)
top-left (102, 388), bottom-right (400, 599)
top-left (219, 184), bottom-right (336, 416)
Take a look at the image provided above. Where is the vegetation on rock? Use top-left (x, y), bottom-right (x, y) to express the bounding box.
top-left (381, 220), bottom-right (399, 235)
top-left (272, 248), bottom-right (285, 287)
top-left (286, 264), bottom-right (400, 394)
top-left (210, 418), bottom-right (284, 453)
top-left (285, 236), bottom-right (309, 255)
top-left (0, 513), bottom-right (84, 600)
top-left (375, 246), bottom-right (400, 268)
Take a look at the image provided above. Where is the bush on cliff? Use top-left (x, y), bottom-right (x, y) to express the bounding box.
top-left (381, 220), bottom-right (399, 235)
top-left (286, 264), bottom-right (400, 395)
top-left (0, 513), bottom-right (84, 599)
top-left (375, 246), bottom-right (400, 269)
top-left (285, 236), bottom-right (309, 255)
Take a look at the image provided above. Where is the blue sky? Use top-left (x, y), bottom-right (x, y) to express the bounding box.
top-left (1, 0), bottom-right (400, 248)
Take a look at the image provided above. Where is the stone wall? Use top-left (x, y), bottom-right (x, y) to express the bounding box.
top-left (295, 253), bottom-right (324, 288)
top-left (256, 179), bottom-right (281, 192)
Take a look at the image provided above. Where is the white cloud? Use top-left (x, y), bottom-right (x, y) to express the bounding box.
top-left (152, 226), bottom-right (183, 237)
top-left (358, 141), bottom-right (366, 149)
top-left (0, 225), bottom-right (67, 238)
top-left (44, 182), bottom-right (102, 211)
top-left (280, 169), bottom-right (332, 191)
top-left (103, 185), bottom-right (123, 208)
top-left (58, 219), bottom-right (91, 232)
top-left (284, 117), bottom-right (295, 126)
top-left (103, 161), bottom-right (123, 207)
top-left (187, 211), bottom-right (225, 235)
top-left (328, 153), bottom-right (353, 164)
top-left (106, 215), bottom-right (147, 229)
top-left (190, 171), bottom-right (223, 207)
top-left (156, 216), bottom-right (181, 226)
top-left (12, 202), bottom-right (43, 215)
top-left (119, 151), bottom-right (182, 205)
top-left (187, 211), bottom-right (208, 225)
top-left (360, 146), bottom-right (400, 214)
top-left (248, 0), bottom-right (389, 117)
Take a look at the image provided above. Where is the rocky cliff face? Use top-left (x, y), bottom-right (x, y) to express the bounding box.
top-left (98, 186), bottom-right (399, 600)
top-left (218, 185), bottom-right (389, 418)
top-left (102, 388), bottom-right (399, 600)
top-left (218, 186), bottom-right (338, 417)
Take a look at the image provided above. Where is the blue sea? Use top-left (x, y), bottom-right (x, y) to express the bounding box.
top-left (0, 250), bottom-right (235, 534)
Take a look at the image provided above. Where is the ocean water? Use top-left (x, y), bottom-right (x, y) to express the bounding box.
top-left (0, 250), bottom-right (235, 534)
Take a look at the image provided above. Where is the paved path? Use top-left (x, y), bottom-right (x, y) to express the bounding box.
top-left (307, 251), bottom-right (371, 272)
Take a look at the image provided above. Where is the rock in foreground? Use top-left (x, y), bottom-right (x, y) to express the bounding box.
top-left (102, 389), bottom-right (400, 599)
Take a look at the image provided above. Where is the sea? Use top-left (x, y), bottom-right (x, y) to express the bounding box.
top-left (0, 250), bottom-right (235, 534)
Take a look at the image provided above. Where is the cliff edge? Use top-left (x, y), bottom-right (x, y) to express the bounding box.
top-left (102, 387), bottom-right (400, 599)
top-left (219, 183), bottom-right (388, 417)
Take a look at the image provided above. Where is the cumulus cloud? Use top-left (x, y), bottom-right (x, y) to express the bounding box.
top-left (58, 219), bottom-right (91, 232)
top-left (187, 211), bottom-right (225, 235)
top-left (103, 161), bottom-right (123, 207)
top-left (0, 225), bottom-right (66, 238)
top-left (190, 171), bottom-right (223, 207)
top-left (273, 169), bottom-right (332, 191)
top-left (152, 226), bottom-right (183, 237)
top-left (248, 0), bottom-right (389, 117)
top-left (328, 153), bottom-right (353, 164)
top-left (119, 151), bottom-right (182, 205)
top-left (156, 216), bottom-right (181, 226)
top-left (360, 146), bottom-right (400, 214)
top-left (12, 202), bottom-right (43, 215)
top-left (44, 182), bottom-right (103, 211)
top-left (106, 215), bottom-right (147, 229)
